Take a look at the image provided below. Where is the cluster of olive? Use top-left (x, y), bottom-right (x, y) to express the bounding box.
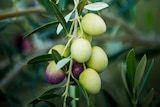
top-left (45, 13), bottom-right (108, 94)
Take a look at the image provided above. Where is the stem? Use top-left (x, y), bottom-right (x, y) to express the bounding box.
top-left (63, 59), bottom-right (73, 107)
top-left (132, 88), bottom-right (137, 107)
top-left (73, 0), bottom-right (79, 39)
top-left (62, 37), bottom-right (73, 57)
top-left (0, 8), bottom-right (45, 20)
top-left (89, 95), bottom-right (95, 107)
top-left (62, 0), bottom-right (80, 107)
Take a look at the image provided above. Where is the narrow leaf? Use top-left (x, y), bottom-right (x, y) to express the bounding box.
top-left (138, 59), bottom-right (154, 96)
top-left (29, 99), bottom-right (42, 105)
top-left (27, 54), bottom-right (53, 64)
top-left (134, 55), bottom-right (147, 89)
top-left (126, 49), bottom-right (136, 87)
top-left (77, 0), bottom-right (88, 15)
top-left (29, 99), bottom-right (56, 107)
top-left (84, 2), bottom-right (109, 11)
top-left (39, 93), bottom-right (60, 99)
top-left (24, 21), bottom-right (59, 38)
top-left (52, 49), bottom-right (62, 63)
top-left (56, 57), bottom-right (71, 70)
top-left (43, 101), bottom-right (56, 107)
top-left (50, 0), bottom-right (69, 33)
top-left (57, 10), bottom-right (74, 34)
top-left (73, 77), bottom-right (89, 106)
top-left (121, 63), bottom-right (132, 98)
top-left (38, 0), bottom-right (56, 16)
top-left (42, 87), bottom-right (63, 95)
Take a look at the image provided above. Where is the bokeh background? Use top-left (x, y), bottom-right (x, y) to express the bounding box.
top-left (0, 0), bottom-right (160, 107)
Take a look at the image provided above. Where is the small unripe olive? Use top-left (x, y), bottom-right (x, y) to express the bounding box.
top-left (81, 13), bottom-right (106, 36)
top-left (71, 38), bottom-right (92, 63)
top-left (86, 46), bottom-right (108, 73)
top-left (79, 68), bottom-right (101, 94)
top-left (48, 44), bottom-right (70, 57)
top-left (45, 62), bottom-right (65, 84)
top-left (77, 28), bottom-right (92, 42)
top-left (72, 61), bottom-right (84, 79)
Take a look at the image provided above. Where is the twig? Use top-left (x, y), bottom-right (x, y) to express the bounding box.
top-left (0, 8), bottom-right (46, 20)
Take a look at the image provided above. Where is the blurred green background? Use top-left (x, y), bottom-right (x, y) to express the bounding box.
top-left (0, 0), bottom-right (160, 107)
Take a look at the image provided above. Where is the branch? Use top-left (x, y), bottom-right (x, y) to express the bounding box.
top-left (0, 8), bottom-right (46, 20)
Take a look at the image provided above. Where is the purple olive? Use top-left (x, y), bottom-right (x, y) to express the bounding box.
top-left (45, 62), bottom-right (65, 84)
top-left (72, 62), bottom-right (84, 79)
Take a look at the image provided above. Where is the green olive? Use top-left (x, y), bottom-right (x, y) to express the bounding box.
top-left (81, 13), bottom-right (106, 36)
top-left (77, 28), bottom-right (92, 42)
top-left (86, 46), bottom-right (108, 73)
top-left (79, 68), bottom-right (101, 94)
top-left (71, 38), bottom-right (92, 63)
top-left (48, 44), bottom-right (70, 57)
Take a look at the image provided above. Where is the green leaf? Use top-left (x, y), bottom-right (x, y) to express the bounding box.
top-left (56, 10), bottom-right (74, 34)
top-left (27, 54), bottom-right (53, 64)
top-left (51, 49), bottom-right (62, 63)
top-left (138, 59), bottom-right (154, 96)
top-left (29, 99), bottom-right (42, 106)
top-left (38, 0), bottom-right (56, 16)
top-left (43, 101), bottom-right (56, 107)
top-left (24, 21), bottom-right (59, 38)
top-left (29, 87), bottom-right (63, 106)
top-left (142, 88), bottom-right (154, 107)
top-left (126, 49), bottom-right (136, 87)
top-left (50, 0), bottom-right (69, 34)
top-left (84, 2), bottom-right (109, 11)
top-left (56, 57), bottom-right (71, 70)
top-left (39, 93), bottom-right (60, 99)
top-left (77, 0), bottom-right (88, 15)
top-left (29, 99), bottom-right (56, 107)
top-left (42, 87), bottom-right (63, 95)
top-left (121, 63), bottom-right (132, 98)
top-left (73, 77), bottom-right (89, 106)
top-left (134, 55), bottom-right (147, 89)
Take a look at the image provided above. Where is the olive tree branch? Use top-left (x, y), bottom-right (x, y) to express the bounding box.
top-left (0, 8), bottom-right (46, 20)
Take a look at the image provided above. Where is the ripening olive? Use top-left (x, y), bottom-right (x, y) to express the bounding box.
top-left (45, 62), bottom-right (65, 84)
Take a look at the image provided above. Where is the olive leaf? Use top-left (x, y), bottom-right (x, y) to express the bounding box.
top-left (50, 0), bottom-right (69, 34)
top-left (24, 21), bottom-right (59, 38)
top-left (77, 0), bottom-right (88, 15)
top-left (134, 55), bottom-right (147, 89)
top-left (41, 87), bottom-right (63, 95)
top-left (56, 57), bottom-right (71, 70)
top-left (84, 2), bottom-right (109, 11)
top-left (121, 63), bottom-right (132, 98)
top-left (138, 59), bottom-right (154, 96)
top-left (126, 49), bottom-right (136, 87)
top-left (56, 10), bottom-right (74, 34)
top-left (51, 49), bottom-right (62, 63)
top-left (38, 0), bottom-right (55, 17)
top-left (27, 54), bottom-right (53, 64)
